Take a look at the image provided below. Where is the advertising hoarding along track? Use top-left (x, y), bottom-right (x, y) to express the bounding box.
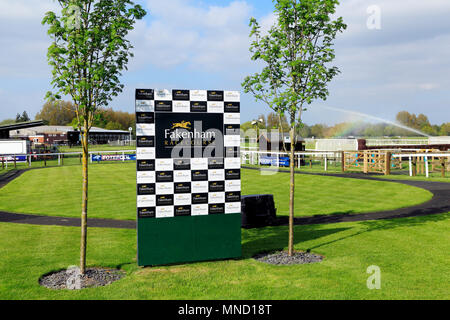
top-left (136, 89), bottom-right (242, 266)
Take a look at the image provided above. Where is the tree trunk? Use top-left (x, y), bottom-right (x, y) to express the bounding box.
top-left (288, 126), bottom-right (295, 256)
top-left (80, 129), bottom-right (89, 275)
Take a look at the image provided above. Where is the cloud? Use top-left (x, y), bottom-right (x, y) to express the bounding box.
top-left (129, 0), bottom-right (255, 72)
top-left (300, 0), bottom-right (450, 125)
top-left (0, 0), bottom-right (58, 78)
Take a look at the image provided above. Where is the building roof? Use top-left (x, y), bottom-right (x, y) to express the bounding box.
top-left (0, 120), bottom-right (46, 131)
top-left (10, 125), bottom-right (128, 136)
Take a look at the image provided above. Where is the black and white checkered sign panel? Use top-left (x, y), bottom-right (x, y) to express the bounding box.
top-left (135, 89), bottom-right (241, 219)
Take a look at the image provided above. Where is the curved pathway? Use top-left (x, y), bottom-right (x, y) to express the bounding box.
top-left (0, 167), bottom-right (448, 229)
top-left (242, 166), bottom-right (450, 226)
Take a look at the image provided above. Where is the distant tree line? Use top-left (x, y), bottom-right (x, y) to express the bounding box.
top-left (0, 111), bottom-right (30, 126)
top-left (241, 111), bottom-right (450, 138)
top-left (34, 100), bottom-right (135, 132)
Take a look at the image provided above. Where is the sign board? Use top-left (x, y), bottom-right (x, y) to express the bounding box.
top-left (91, 154), bottom-right (136, 162)
top-left (0, 155), bottom-right (27, 163)
top-left (260, 156), bottom-right (289, 167)
top-left (135, 89), bottom-right (242, 266)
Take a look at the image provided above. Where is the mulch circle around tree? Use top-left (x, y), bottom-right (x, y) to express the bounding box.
top-left (254, 251), bottom-right (323, 265)
top-left (39, 267), bottom-right (125, 290)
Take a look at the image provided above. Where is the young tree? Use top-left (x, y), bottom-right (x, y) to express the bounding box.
top-left (242, 0), bottom-right (346, 256)
top-left (42, 0), bottom-right (146, 274)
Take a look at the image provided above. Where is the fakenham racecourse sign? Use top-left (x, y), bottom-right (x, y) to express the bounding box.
top-left (135, 89), bottom-right (242, 266)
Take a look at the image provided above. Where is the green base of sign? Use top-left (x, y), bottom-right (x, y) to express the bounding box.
top-left (137, 213), bottom-right (242, 266)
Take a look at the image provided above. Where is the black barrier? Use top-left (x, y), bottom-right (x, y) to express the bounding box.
top-left (241, 194), bottom-right (277, 228)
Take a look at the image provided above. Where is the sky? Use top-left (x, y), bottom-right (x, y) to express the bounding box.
top-left (0, 0), bottom-right (449, 126)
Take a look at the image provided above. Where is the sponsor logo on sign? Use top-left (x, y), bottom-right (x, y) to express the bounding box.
top-left (135, 89), bottom-right (154, 100)
top-left (224, 124), bottom-right (240, 136)
top-left (224, 102), bottom-right (240, 113)
top-left (155, 100), bottom-right (173, 111)
top-left (156, 171), bottom-right (174, 182)
top-left (190, 101), bottom-right (207, 112)
top-left (137, 183), bottom-right (155, 195)
top-left (192, 181), bottom-right (208, 193)
top-left (155, 89), bottom-right (171, 100)
top-left (192, 193), bottom-right (208, 204)
top-left (156, 206), bottom-right (174, 218)
top-left (174, 182), bottom-right (191, 194)
top-left (208, 169), bottom-right (225, 181)
top-left (224, 113), bottom-right (240, 125)
top-left (224, 157), bottom-right (240, 169)
top-left (174, 159), bottom-right (191, 170)
top-left (175, 205), bottom-right (191, 216)
top-left (209, 181), bottom-right (225, 192)
top-left (208, 158), bottom-right (224, 169)
top-left (137, 195), bottom-right (156, 207)
top-left (138, 207), bottom-right (156, 218)
top-left (207, 90), bottom-right (224, 101)
top-left (172, 90), bottom-right (190, 101)
top-left (174, 194), bottom-right (191, 206)
top-left (192, 170), bottom-right (208, 181)
top-left (225, 202), bottom-right (241, 214)
top-left (225, 191), bottom-right (241, 202)
top-left (136, 112), bottom-right (155, 124)
top-left (136, 100), bottom-right (154, 112)
top-left (136, 123), bottom-right (155, 136)
top-left (190, 90), bottom-right (207, 101)
top-left (225, 169), bottom-right (240, 180)
top-left (156, 182), bottom-right (174, 195)
top-left (174, 170), bottom-right (191, 182)
top-left (207, 101), bottom-right (224, 113)
top-left (208, 192), bottom-right (225, 204)
top-left (137, 136), bottom-right (155, 148)
top-left (137, 160), bottom-right (155, 171)
top-left (209, 203), bottom-right (225, 214)
top-left (225, 180), bottom-right (241, 192)
top-left (156, 195), bottom-right (174, 206)
top-left (224, 91), bottom-right (240, 102)
top-left (192, 204), bottom-right (208, 216)
top-left (137, 171), bottom-right (155, 184)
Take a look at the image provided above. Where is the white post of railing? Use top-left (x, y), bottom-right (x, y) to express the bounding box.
top-left (277, 154), bottom-right (280, 167)
top-left (58, 154), bottom-right (61, 166)
top-left (297, 154), bottom-right (300, 169)
top-left (122, 151), bottom-right (125, 162)
top-left (29, 155), bottom-right (31, 167)
top-left (425, 156), bottom-right (429, 178)
top-left (324, 155), bottom-right (328, 171)
top-left (409, 156), bottom-right (412, 177)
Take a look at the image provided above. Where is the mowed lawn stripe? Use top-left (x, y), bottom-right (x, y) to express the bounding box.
top-left (0, 164), bottom-right (432, 220)
top-left (0, 213), bottom-right (448, 299)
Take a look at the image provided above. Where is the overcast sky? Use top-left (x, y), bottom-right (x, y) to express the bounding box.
top-left (0, 0), bottom-right (449, 126)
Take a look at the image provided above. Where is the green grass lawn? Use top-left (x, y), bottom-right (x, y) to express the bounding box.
top-left (0, 164), bottom-right (432, 220)
top-left (59, 144), bottom-right (135, 153)
top-left (0, 213), bottom-right (448, 299)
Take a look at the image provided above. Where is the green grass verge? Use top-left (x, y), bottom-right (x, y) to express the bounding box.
top-left (0, 213), bottom-right (448, 299)
top-left (58, 145), bottom-right (136, 153)
top-left (0, 164), bottom-right (433, 220)
top-left (373, 174), bottom-right (450, 183)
